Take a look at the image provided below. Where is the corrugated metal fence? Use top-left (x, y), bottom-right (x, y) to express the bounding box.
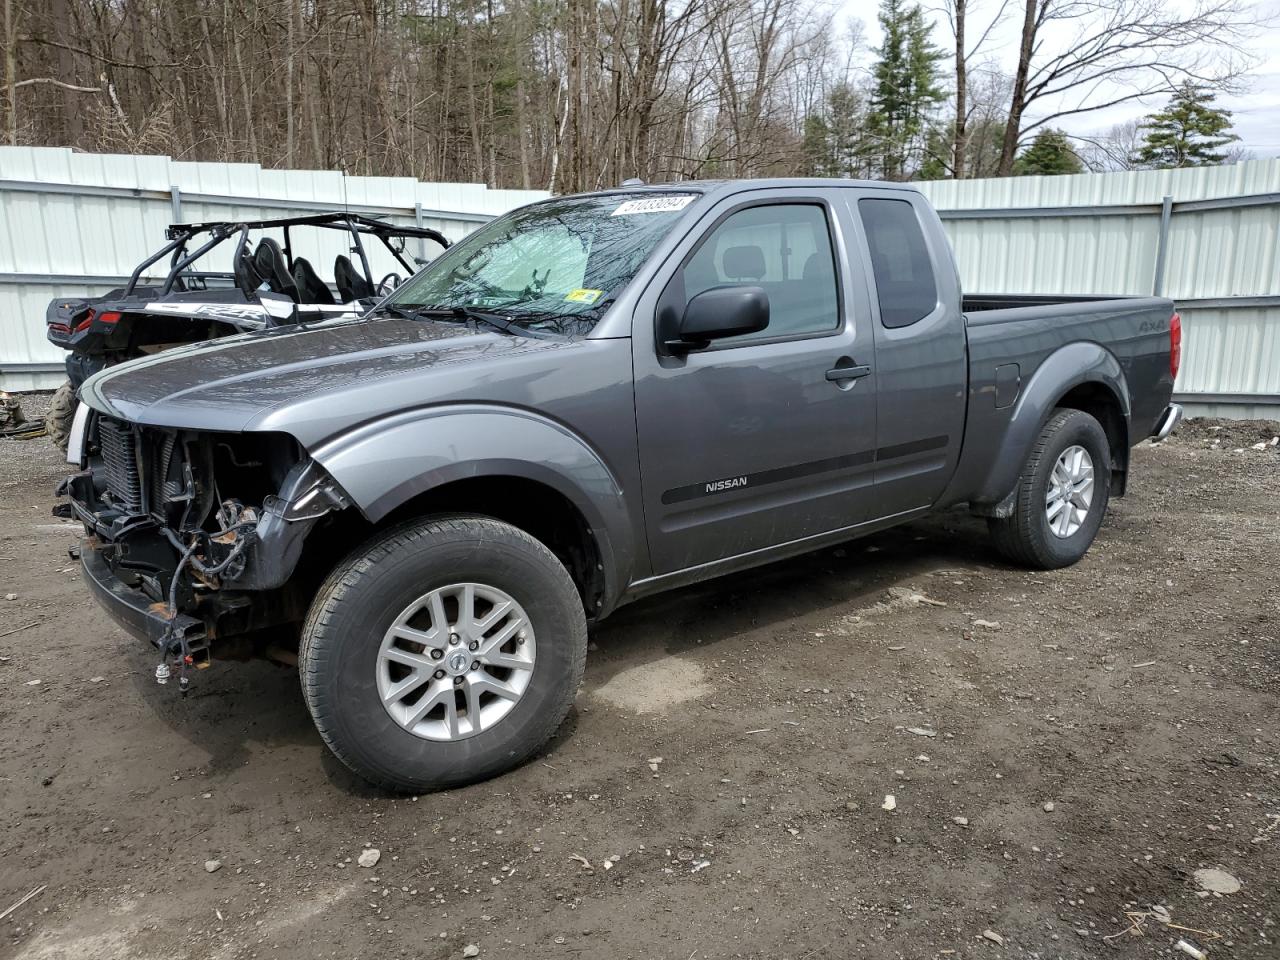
top-left (2, 148), bottom-right (1277, 416)
top-left (915, 159), bottom-right (1280, 419)
top-left (0, 146), bottom-right (547, 391)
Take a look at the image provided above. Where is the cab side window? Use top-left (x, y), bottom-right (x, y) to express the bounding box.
top-left (681, 203), bottom-right (840, 343)
top-left (858, 198), bottom-right (938, 328)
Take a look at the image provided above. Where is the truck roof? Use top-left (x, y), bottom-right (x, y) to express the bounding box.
top-left (555, 178), bottom-right (924, 203)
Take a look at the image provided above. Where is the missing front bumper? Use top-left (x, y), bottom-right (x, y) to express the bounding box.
top-left (81, 540), bottom-right (206, 651)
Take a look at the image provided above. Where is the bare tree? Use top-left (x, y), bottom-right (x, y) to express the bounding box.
top-left (997, 0), bottom-right (1259, 175)
top-left (964, 63), bottom-right (1012, 176)
top-left (3, 0), bottom-right (18, 145)
top-left (950, 0), bottom-right (965, 176)
top-left (937, 0), bottom-right (1010, 178)
top-left (0, 0), bottom-right (1265, 187)
top-left (1076, 117), bottom-right (1142, 170)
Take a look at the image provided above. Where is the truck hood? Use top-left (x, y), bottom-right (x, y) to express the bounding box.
top-left (80, 315), bottom-right (581, 442)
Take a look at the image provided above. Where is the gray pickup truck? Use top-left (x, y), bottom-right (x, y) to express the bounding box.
top-left (58, 179), bottom-right (1183, 791)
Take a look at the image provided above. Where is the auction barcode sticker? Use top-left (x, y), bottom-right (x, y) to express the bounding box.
top-left (611, 195), bottom-right (695, 216)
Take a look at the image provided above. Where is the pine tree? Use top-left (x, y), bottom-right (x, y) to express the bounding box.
top-left (919, 114), bottom-right (1010, 180)
top-left (1014, 129), bottom-right (1083, 176)
top-left (800, 83), bottom-right (876, 179)
top-left (868, 0), bottom-right (947, 180)
top-left (919, 122), bottom-right (953, 180)
top-left (828, 83), bottom-right (875, 178)
top-left (801, 115), bottom-right (834, 177)
top-left (1134, 83), bottom-right (1239, 168)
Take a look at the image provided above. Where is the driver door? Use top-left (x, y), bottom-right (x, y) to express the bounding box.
top-left (632, 190), bottom-right (880, 576)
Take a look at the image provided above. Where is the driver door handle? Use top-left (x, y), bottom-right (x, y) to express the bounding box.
top-left (825, 364), bottom-right (872, 383)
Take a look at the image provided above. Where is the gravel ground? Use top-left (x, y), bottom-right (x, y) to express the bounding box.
top-left (1, 411), bottom-right (1278, 960)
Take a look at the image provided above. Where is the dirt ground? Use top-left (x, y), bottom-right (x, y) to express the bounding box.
top-left (1, 395), bottom-right (1277, 960)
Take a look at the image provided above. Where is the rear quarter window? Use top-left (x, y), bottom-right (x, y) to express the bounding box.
top-left (858, 198), bottom-right (938, 328)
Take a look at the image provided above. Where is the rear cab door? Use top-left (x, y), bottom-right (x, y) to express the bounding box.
top-left (848, 190), bottom-right (968, 517)
top-left (631, 186), bottom-right (881, 576)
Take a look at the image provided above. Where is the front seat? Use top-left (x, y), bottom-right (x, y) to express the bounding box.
top-left (233, 245), bottom-right (265, 296)
top-left (292, 256), bottom-right (336, 305)
top-left (802, 252), bottom-right (834, 281)
top-left (334, 254), bottom-right (375, 302)
top-left (722, 245), bottom-right (766, 282)
top-left (253, 238), bottom-right (301, 303)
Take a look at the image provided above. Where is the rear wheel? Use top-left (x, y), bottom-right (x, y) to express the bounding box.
top-left (988, 408), bottom-right (1111, 569)
top-left (299, 515), bottom-right (587, 792)
top-left (45, 380), bottom-right (77, 452)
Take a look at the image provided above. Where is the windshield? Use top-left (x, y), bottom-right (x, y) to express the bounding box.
top-left (382, 192), bottom-right (697, 334)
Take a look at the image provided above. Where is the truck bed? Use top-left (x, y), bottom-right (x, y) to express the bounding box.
top-left (940, 292), bottom-right (1177, 509)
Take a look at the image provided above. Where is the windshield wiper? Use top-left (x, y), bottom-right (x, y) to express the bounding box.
top-left (367, 303), bottom-right (461, 325)
top-left (393, 303), bottom-right (562, 340)
top-left (451, 305), bottom-right (538, 339)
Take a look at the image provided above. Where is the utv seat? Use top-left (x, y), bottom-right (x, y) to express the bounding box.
top-left (292, 256), bottom-right (336, 305)
top-left (233, 246), bottom-right (266, 296)
top-left (253, 238), bottom-right (301, 303)
top-left (334, 255), bottom-right (375, 303)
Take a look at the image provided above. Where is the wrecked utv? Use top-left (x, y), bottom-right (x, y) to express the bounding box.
top-left (58, 179), bottom-right (1183, 791)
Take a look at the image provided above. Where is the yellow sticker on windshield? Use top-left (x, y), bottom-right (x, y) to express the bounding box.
top-left (564, 288), bottom-right (603, 304)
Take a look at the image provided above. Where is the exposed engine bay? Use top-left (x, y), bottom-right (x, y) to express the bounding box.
top-left (57, 411), bottom-right (349, 690)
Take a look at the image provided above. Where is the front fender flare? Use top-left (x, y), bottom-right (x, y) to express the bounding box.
top-left (971, 342), bottom-right (1130, 505)
top-left (309, 404), bottom-right (634, 607)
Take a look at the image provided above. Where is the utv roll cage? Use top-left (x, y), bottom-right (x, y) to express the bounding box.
top-left (123, 212), bottom-right (452, 300)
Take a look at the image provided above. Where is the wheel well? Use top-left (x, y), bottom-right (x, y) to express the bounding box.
top-left (1055, 382), bottom-right (1128, 494)
top-left (376, 476), bottom-right (606, 617)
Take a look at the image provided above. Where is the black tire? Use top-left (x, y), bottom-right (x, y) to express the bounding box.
top-left (45, 380), bottom-right (77, 452)
top-left (299, 515), bottom-right (587, 792)
top-left (987, 408), bottom-right (1112, 569)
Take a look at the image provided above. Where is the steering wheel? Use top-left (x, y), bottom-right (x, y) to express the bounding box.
top-left (377, 272), bottom-right (403, 296)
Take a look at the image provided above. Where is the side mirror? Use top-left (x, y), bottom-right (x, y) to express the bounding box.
top-left (667, 285), bottom-right (769, 351)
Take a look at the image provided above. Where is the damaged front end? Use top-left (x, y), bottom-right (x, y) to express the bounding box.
top-left (57, 411), bottom-right (348, 691)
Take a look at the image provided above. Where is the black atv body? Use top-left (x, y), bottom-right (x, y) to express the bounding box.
top-left (43, 213), bottom-right (450, 446)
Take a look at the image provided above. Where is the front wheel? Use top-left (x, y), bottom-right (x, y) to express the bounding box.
top-left (299, 515), bottom-right (587, 792)
top-left (987, 408), bottom-right (1112, 569)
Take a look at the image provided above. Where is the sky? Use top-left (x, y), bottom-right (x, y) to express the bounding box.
top-left (841, 0), bottom-right (1280, 158)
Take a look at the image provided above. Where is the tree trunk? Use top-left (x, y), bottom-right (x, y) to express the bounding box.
top-left (286, 0), bottom-right (298, 167)
top-left (512, 0), bottom-right (531, 189)
top-left (547, 74), bottom-right (567, 192)
top-left (230, 12), bottom-right (258, 162)
top-left (199, 12), bottom-right (230, 151)
top-left (162, 2), bottom-right (196, 156)
top-left (48, 0), bottom-right (83, 145)
top-left (464, 1), bottom-right (484, 182)
top-left (999, 0), bottom-right (1037, 176)
top-left (952, 0), bottom-right (966, 179)
top-left (3, 0), bottom-right (16, 145)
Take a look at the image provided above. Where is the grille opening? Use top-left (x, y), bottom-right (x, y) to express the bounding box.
top-left (90, 417), bottom-right (304, 526)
